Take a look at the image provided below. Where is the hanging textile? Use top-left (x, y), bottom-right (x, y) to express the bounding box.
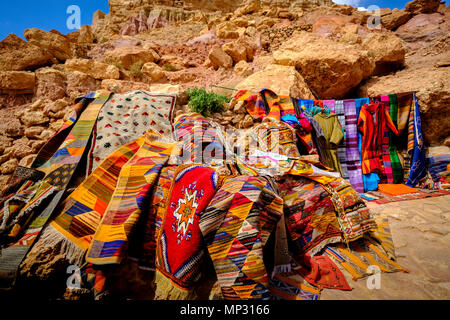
top-left (405, 94), bottom-right (427, 187)
top-left (355, 98), bottom-right (380, 192)
top-left (333, 100), bottom-right (349, 179)
top-left (358, 101), bottom-right (399, 179)
top-left (313, 112), bottom-right (344, 177)
top-left (387, 94), bottom-right (404, 184)
top-left (343, 99), bottom-right (364, 193)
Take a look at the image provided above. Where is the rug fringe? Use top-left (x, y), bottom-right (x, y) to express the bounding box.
top-left (154, 270), bottom-right (197, 300)
top-left (34, 224), bottom-right (86, 267)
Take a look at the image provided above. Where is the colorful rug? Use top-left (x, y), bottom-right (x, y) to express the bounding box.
top-left (87, 90), bottom-right (177, 175)
top-left (22, 136), bottom-right (146, 272)
top-left (278, 175), bottom-right (343, 257)
top-left (155, 164), bottom-right (218, 299)
top-left (323, 238), bottom-right (408, 281)
top-left (0, 91), bottom-right (112, 290)
top-left (294, 253), bottom-right (351, 291)
top-left (86, 133), bottom-right (178, 265)
top-left (363, 188), bottom-right (450, 205)
top-left (269, 273), bottom-right (320, 300)
top-left (322, 178), bottom-right (377, 242)
top-left (200, 175), bottom-right (283, 300)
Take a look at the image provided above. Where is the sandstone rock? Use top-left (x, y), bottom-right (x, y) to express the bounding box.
top-left (273, 31), bottom-right (375, 99)
top-left (43, 98), bottom-right (71, 117)
top-left (49, 119), bottom-right (65, 132)
top-left (21, 111), bottom-right (49, 126)
top-left (101, 79), bottom-right (149, 93)
top-left (65, 58), bottom-right (120, 80)
top-left (312, 14), bottom-right (355, 38)
top-left (19, 154), bottom-right (37, 167)
top-left (0, 34), bottom-right (53, 71)
top-left (0, 118), bottom-right (23, 137)
top-left (30, 140), bottom-right (46, 153)
top-left (216, 22), bottom-right (242, 39)
top-left (208, 46), bottom-right (233, 69)
top-left (405, 0), bottom-right (441, 15)
top-left (239, 114), bottom-right (254, 128)
top-left (92, 9), bottom-right (106, 40)
top-left (142, 62), bottom-right (165, 81)
top-left (66, 71), bottom-right (98, 98)
top-left (147, 9), bottom-right (170, 29)
top-left (78, 25), bottom-right (95, 44)
top-left (24, 126), bottom-right (45, 138)
top-left (236, 64), bottom-right (314, 99)
top-left (35, 67), bottom-right (66, 100)
top-left (339, 24), bottom-right (362, 44)
top-left (0, 71), bottom-right (35, 93)
top-left (234, 60), bottom-right (253, 77)
top-left (222, 41), bottom-right (247, 63)
top-left (24, 28), bottom-right (72, 61)
top-left (38, 129), bottom-right (56, 141)
top-left (381, 9), bottom-right (412, 30)
top-left (234, 0), bottom-right (260, 16)
top-left (361, 32), bottom-right (406, 75)
top-left (395, 13), bottom-right (447, 43)
top-left (103, 46), bottom-right (157, 70)
top-left (0, 159), bottom-right (18, 175)
top-left (358, 67), bottom-right (450, 145)
top-left (159, 55), bottom-right (190, 71)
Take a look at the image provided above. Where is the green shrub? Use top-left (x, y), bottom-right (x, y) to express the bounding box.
top-left (162, 63), bottom-right (177, 72)
top-left (186, 87), bottom-right (230, 117)
top-left (129, 61), bottom-right (143, 77)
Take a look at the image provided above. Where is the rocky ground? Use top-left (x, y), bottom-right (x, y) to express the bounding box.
top-left (0, 0), bottom-right (449, 300)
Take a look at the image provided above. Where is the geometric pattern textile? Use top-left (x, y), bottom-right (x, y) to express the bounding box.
top-left (200, 175), bottom-right (283, 300)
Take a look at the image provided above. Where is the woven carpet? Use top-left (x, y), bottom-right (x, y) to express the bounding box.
top-left (200, 175), bottom-right (283, 300)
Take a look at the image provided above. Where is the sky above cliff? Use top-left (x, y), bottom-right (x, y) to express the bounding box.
top-left (0, 0), bottom-right (414, 41)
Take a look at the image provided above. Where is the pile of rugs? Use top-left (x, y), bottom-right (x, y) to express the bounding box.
top-left (2, 87), bottom-right (440, 300)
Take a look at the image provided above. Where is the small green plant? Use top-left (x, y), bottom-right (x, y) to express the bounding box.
top-left (163, 63), bottom-right (177, 72)
top-left (129, 60), bottom-right (144, 78)
top-left (112, 62), bottom-right (124, 70)
top-left (187, 87), bottom-right (231, 117)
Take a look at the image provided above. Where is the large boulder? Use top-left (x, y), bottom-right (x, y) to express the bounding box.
top-left (236, 64), bottom-right (314, 99)
top-left (234, 0), bottom-right (260, 16)
top-left (78, 25), bottom-right (95, 44)
top-left (24, 28), bottom-right (72, 61)
top-left (208, 46), bottom-right (233, 69)
top-left (273, 31), bottom-right (375, 99)
top-left (0, 71), bottom-right (35, 93)
top-left (361, 32), bottom-right (406, 75)
top-left (358, 66), bottom-right (450, 145)
top-left (66, 71), bottom-right (98, 98)
top-left (395, 13), bottom-right (448, 44)
top-left (0, 34), bottom-right (53, 71)
top-left (141, 62), bottom-right (165, 81)
top-left (216, 21), bottom-right (244, 39)
top-left (35, 67), bottom-right (67, 100)
top-left (222, 41), bottom-right (247, 63)
top-left (381, 9), bottom-right (412, 30)
top-left (405, 0), bottom-right (441, 15)
top-left (312, 14), bottom-right (356, 38)
top-left (65, 58), bottom-right (120, 80)
top-left (103, 46), bottom-right (157, 70)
